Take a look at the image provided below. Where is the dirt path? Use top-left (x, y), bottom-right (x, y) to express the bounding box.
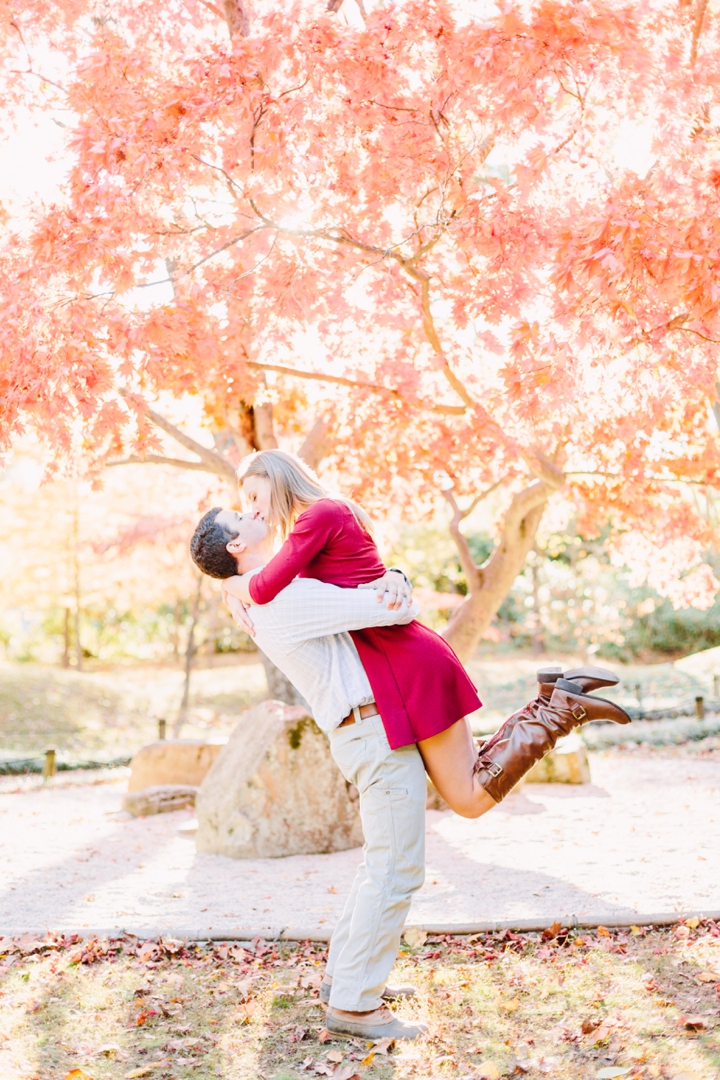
top-left (1, 751), bottom-right (718, 939)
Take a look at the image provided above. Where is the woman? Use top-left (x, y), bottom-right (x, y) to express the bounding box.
top-left (222, 448), bottom-right (498, 818)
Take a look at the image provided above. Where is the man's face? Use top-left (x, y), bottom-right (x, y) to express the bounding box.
top-left (216, 509), bottom-right (269, 554)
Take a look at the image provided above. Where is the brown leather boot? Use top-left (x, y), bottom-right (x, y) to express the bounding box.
top-left (476, 666), bottom-right (620, 758)
top-left (474, 678), bottom-right (631, 803)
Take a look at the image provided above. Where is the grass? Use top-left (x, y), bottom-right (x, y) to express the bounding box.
top-left (1, 923), bottom-right (719, 1080)
top-left (0, 659), bottom-right (268, 762)
top-left (2, 650), bottom-right (717, 759)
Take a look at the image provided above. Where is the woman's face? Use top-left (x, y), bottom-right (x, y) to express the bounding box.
top-left (242, 475), bottom-right (273, 523)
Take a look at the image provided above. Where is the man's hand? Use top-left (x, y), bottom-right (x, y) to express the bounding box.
top-left (222, 574), bottom-right (253, 604)
top-left (358, 569), bottom-right (412, 610)
top-left (224, 590), bottom-right (256, 637)
top-left (223, 587), bottom-right (257, 635)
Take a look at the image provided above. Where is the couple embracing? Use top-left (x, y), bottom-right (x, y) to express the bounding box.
top-left (190, 450), bottom-right (631, 1041)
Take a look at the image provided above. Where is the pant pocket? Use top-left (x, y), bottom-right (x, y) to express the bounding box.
top-left (329, 729), bottom-right (367, 782)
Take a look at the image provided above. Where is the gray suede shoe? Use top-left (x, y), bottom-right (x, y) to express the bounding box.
top-left (320, 979), bottom-right (417, 1005)
top-left (326, 1006), bottom-right (427, 1041)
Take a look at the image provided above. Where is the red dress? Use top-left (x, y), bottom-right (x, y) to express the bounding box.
top-left (248, 499), bottom-right (482, 749)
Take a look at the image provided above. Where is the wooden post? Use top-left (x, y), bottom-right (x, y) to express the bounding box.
top-left (43, 749), bottom-right (56, 781)
top-left (158, 719), bottom-right (167, 740)
top-left (695, 695), bottom-right (705, 719)
top-left (635, 683), bottom-right (643, 719)
top-left (713, 675), bottom-right (720, 701)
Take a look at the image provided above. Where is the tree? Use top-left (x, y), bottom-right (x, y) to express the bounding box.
top-left (2, 0), bottom-right (720, 661)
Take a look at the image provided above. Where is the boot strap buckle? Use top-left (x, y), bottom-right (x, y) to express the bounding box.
top-left (571, 704), bottom-right (587, 721)
top-left (478, 757), bottom-right (503, 778)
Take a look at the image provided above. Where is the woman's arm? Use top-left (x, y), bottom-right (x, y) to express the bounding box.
top-left (248, 502), bottom-right (339, 604)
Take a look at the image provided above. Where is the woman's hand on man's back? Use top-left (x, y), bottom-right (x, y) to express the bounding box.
top-left (359, 569), bottom-right (412, 610)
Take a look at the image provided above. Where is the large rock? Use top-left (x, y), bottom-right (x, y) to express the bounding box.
top-left (122, 785), bottom-right (197, 817)
top-left (196, 701), bottom-right (364, 859)
top-left (127, 739), bottom-right (225, 792)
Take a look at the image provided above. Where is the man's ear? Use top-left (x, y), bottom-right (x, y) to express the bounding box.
top-left (226, 535), bottom-right (247, 556)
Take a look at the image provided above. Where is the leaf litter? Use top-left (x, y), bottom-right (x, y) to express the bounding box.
top-left (0, 923), bottom-right (718, 1078)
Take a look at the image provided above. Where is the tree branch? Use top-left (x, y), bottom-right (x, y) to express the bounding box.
top-left (691, 0), bottom-right (710, 66)
top-left (503, 478), bottom-right (561, 539)
top-left (223, 0), bottom-right (250, 38)
top-left (458, 475), bottom-right (510, 519)
top-left (298, 417), bottom-right (332, 470)
top-left (441, 488), bottom-right (482, 591)
top-left (246, 360), bottom-right (466, 415)
top-left (119, 389), bottom-right (237, 483)
top-left (105, 454), bottom-right (232, 477)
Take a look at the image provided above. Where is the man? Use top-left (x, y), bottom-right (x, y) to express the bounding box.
top-left (190, 508), bottom-right (630, 1039)
top-left (191, 507), bottom-right (430, 1040)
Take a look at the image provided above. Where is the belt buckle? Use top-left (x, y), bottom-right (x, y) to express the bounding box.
top-left (479, 757), bottom-right (503, 778)
top-left (571, 704), bottom-right (587, 721)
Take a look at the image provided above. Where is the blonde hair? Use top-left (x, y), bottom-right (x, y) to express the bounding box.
top-left (237, 449), bottom-right (373, 540)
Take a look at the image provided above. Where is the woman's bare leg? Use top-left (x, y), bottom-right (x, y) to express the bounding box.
top-left (418, 718), bottom-right (496, 819)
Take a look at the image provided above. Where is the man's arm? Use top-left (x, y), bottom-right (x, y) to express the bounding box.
top-left (256, 578), bottom-right (420, 652)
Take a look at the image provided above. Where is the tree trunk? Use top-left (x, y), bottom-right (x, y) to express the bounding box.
top-left (442, 472), bottom-right (562, 663)
top-left (62, 607), bottom-right (71, 669)
top-left (72, 496), bottom-right (83, 671)
top-left (174, 574), bottom-right (204, 737)
top-left (531, 549), bottom-right (544, 656)
top-left (258, 650), bottom-right (307, 707)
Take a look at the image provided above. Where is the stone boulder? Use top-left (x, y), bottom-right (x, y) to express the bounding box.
top-left (196, 700), bottom-right (364, 859)
top-left (525, 733), bottom-right (591, 784)
top-left (122, 785), bottom-right (197, 817)
top-left (127, 739), bottom-right (226, 793)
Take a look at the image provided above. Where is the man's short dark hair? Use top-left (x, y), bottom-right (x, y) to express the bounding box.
top-left (190, 508), bottom-right (239, 579)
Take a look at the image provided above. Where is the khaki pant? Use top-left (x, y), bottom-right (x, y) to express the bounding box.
top-left (326, 712), bottom-right (426, 1011)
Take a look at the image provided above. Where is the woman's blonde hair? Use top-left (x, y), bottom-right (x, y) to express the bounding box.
top-left (237, 449), bottom-right (373, 540)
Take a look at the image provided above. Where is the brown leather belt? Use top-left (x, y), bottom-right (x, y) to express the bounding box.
top-left (338, 702), bottom-right (379, 728)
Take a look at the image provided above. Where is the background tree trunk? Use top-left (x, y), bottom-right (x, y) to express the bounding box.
top-left (441, 465), bottom-right (564, 663)
top-left (258, 650), bottom-right (307, 706)
top-left (174, 573), bottom-right (204, 737)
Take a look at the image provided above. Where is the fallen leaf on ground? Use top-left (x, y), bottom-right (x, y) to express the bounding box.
top-left (630, 925), bottom-right (643, 935)
top-left (581, 1017), bottom-right (601, 1034)
top-left (589, 1023), bottom-right (612, 1044)
top-left (597, 926), bottom-right (610, 937)
top-left (403, 927), bottom-right (427, 948)
top-left (502, 996), bottom-right (520, 1012)
top-left (685, 916), bottom-right (700, 929)
top-left (325, 1049), bottom-right (344, 1062)
top-left (680, 1014), bottom-right (705, 1031)
top-left (372, 1036), bottom-right (395, 1054)
top-left (65, 1071), bottom-right (94, 1080)
top-left (124, 1063), bottom-right (171, 1079)
top-left (95, 1044), bottom-right (120, 1058)
top-left (596, 1069), bottom-right (632, 1079)
top-left (317, 1028), bottom-right (332, 1043)
top-left (360, 1051), bottom-right (375, 1066)
top-left (232, 1002), bottom-right (257, 1024)
top-left (541, 922), bottom-right (562, 942)
top-left (332, 1069), bottom-right (360, 1080)
top-left (476, 1062), bottom-right (501, 1079)
top-left (696, 971), bottom-right (718, 982)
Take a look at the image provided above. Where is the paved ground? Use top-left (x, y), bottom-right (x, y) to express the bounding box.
top-left (1, 751), bottom-right (719, 941)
